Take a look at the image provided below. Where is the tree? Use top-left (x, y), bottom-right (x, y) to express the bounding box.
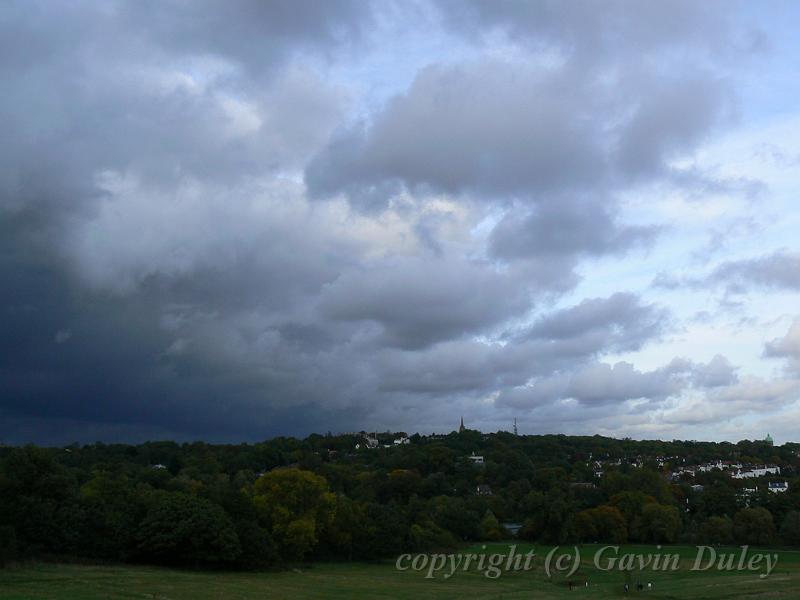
top-left (734, 507), bottom-right (776, 545)
top-left (0, 446), bottom-right (79, 554)
top-left (408, 519), bottom-right (458, 551)
top-left (79, 470), bottom-right (142, 559)
top-left (699, 515), bottom-right (734, 545)
top-left (479, 509), bottom-right (506, 541)
top-left (431, 495), bottom-right (479, 540)
top-left (780, 511), bottom-right (800, 545)
top-left (575, 506), bottom-right (627, 543)
top-left (355, 502), bottom-right (408, 558)
top-left (316, 494), bottom-right (360, 560)
top-left (136, 491), bottom-right (241, 565)
top-left (700, 481), bottom-right (737, 518)
top-left (639, 503), bottom-right (681, 543)
top-left (0, 526), bottom-right (17, 566)
top-left (252, 468), bottom-right (334, 561)
top-left (609, 491), bottom-right (655, 541)
top-left (574, 510), bottom-right (598, 542)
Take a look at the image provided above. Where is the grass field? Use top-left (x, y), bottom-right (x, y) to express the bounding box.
top-left (1, 543), bottom-right (799, 599)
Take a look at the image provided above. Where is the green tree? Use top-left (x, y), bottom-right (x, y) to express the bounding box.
top-left (734, 507), bottom-right (776, 545)
top-left (700, 481), bottom-right (737, 517)
top-left (0, 526), bottom-right (17, 566)
top-left (355, 502), bottom-right (408, 558)
top-left (408, 519), bottom-right (458, 551)
top-left (316, 494), bottom-right (360, 560)
top-left (479, 509), bottom-right (506, 541)
top-left (576, 506), bottom-right (627, 543)
top-left (574, 510), bottom-right (598, 542)
top-left (79, 470), bottom-right (141, 559)
top-left (431, 495), bottom-right (479, 540)
top-left (136, 491), bottom-right (241, 565)
top-left (639, 503), bottom-right (681, 543)
top-left (780, 511), bottom-right (800, 545)
top-left (609, 491), bottom-right (655, 541)
top-left (0, 446), bottom-right (79, 554)
top-left (699, 515), bottom-right (734, 545)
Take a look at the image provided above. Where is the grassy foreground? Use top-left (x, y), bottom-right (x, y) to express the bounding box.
top-left (1, 543), bottom-right (799, 599)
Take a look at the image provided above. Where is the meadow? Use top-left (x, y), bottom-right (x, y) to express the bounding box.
top-left (1, 543), bottom-right (799, 599)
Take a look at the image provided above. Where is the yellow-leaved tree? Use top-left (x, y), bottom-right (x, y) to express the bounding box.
top-left (252, 468), bottom-right (335, 561)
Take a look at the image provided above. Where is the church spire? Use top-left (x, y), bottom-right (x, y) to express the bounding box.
top-left (459, 416), bottom-right (465, 433)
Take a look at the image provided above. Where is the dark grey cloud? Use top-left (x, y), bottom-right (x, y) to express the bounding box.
top-left (306, 60), bottom-right (610, 203)
top-left (0, 1), bottom-right (769, 443)
top-left (319, 256), bottom-right (530, 350)
top-left (521, 292), bottom-right (668, 353)
top-left (304, 4), bottom-right (748, 284)
top-left (125, 0), bottom-right (372, 73)
top-left (0, 0), bottom-right (362, 221)
top-left (489, 200), bottom-right (658, 262)
top-left (434, 0), bottom-right (748, 60)
top-left (497, 354), bottom-right (739, 410)
top-left (366, 292), bottom-right (670, 398)
top-left (0, 0), bottom-right (376, 442)
top-left (764, 319), bottom-right (800, 375)
top-left (306, 0), bottom-right (752, 208)
top-left (709, 250), bottom-right (800, 292)
top-left (306, 59), bottom-right (734, 207)
top-left (687, 354), bottom-right (739, 388)
top-left (656, 250), bottom-right (800, 294)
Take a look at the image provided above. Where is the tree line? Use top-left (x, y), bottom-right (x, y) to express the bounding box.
top-left (1, 430), bottom-right (799, 568)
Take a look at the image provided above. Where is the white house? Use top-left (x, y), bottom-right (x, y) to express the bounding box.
top-left (768, 481), bottom-right (789, 493)
top-left (467, 452), bottom-right (484, 466)
top-left (732, 465), bottom-right (780, 479)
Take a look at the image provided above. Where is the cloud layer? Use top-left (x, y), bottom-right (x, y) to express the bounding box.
top-left (1, 1), bottom-right (798, 444)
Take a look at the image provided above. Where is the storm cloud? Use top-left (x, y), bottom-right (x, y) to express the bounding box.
top-left (1, 1), bottom-right (796, 444)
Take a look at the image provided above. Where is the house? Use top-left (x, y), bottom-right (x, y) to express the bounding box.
top-left (732, 465), bottom-right (781, 479)
top-left (691, 484), bottom-right (704, 493)
top-left (768, 481), bottom-right (789, 493)
top-left (735, 487), bottom-right (757, 507)
top-left (476, 484), bottom-right (493, 496)
top-left (570, 482), bottom-right (597, 489)
top-left (393, 436), bottom-right (410, 445)
top-left (502, 522), bottom-right (523, 536)
top-left (698, 460), bottom-right (726, 472)
top-left (151, 463), bottom-right (168, 470)
top-left (467, 452), bottom-right (485, 466)
top-left (356, 435), bottom-right (380, 450)
top-left (669, 467), bottom-right (696, 480)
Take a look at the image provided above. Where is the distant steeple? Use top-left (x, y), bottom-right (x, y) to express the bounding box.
top-left (459, 416), bottom-right (465, 433)
top-left (513, 418), bottom-right (518, 436)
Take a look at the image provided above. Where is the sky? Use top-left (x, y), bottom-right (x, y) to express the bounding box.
top-left (3, 1), bottom-right (800, 445)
